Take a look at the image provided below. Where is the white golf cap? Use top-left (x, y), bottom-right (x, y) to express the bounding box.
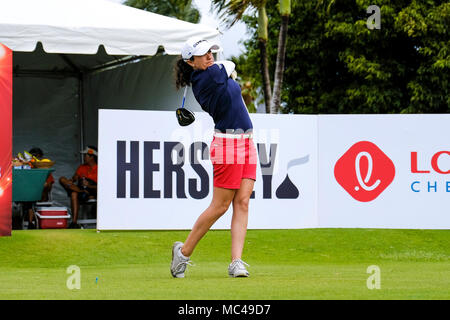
top-left (181, 37), bottom-right (220, 60)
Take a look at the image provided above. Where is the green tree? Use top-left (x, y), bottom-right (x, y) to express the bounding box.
top-left (237, 0), bottom-right (450, 113)
top-left (125, 0), bottom-right (201, 23)
top-left (270, 0), bottom-right (291, 114)
top-left (211, 0), bottom-right (273, 113)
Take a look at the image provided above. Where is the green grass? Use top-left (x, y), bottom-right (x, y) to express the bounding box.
top-left (0, 228), bottom-right (449, 299)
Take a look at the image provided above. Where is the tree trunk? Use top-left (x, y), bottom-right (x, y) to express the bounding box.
top-left (257, 6), bottom-right (272, 114)
top-left (270, 14), bottom-right (289, 114)
top-left (259, 39), bottom-right (272, 113)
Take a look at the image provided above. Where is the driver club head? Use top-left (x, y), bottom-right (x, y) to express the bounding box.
top-left (176, 107), bottom-right (195, 126)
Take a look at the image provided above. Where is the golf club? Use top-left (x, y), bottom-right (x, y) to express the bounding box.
top-left (176, 86), bottom-right (195, 126)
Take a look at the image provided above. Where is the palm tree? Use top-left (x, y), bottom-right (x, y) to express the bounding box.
top-left (211, 0), bottom-right (272, 113)
top-left (270, 0), bottom-right (291, 114)
top-left (125, 0), bottom-right (201, 23)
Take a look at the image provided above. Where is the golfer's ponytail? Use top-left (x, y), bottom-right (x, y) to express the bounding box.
top-left (175, 58), bottom-right (193, 90)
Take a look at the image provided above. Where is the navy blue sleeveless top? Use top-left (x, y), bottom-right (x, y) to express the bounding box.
top-left (190, 64), bottom-right (253, 133)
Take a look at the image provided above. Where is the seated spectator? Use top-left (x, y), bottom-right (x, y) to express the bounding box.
top-left (59, 146), bottom-right (98, 229)
top-left (29, 147), bottom-right (54, 202)
top-left (25, 147), bottom-right (55, 229)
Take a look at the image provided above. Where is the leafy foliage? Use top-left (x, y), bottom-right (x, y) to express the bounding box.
top-left (125, 0), bottom-right (201, 23)
top-left (235, 0), bottom-right (449, 113)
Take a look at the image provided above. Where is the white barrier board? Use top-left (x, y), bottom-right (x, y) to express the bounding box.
top-left (98, 111), bottom-right (450, 230)
top-left (98, 110), bottom-right (318, 230)
top-left (318, 114), bottom-right (450, 229)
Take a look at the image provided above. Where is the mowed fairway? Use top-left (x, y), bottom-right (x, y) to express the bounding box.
top-left (0, 228), bottom-right (449, 300)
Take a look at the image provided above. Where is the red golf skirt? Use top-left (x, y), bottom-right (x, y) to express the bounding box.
top-left (210, 133), bottom-right (257, 189)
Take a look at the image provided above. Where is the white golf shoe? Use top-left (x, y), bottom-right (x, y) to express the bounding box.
top-left (170, 241), bottom-right (193, 278)
top-left (228, 259), bottom-right (250, 278)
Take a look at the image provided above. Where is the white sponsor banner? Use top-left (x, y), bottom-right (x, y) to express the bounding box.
top-left (99, 111), bottom-right (450, 230)
top-left (318, 114), bottom-right (450, 229)
top-left (98, 110), bottom-right (318, 230)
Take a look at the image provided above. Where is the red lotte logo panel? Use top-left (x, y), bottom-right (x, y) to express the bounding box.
top-left (334, 141), bottom-right (396, 202)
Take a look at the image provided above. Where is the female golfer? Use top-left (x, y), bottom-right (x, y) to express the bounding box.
top-left (171, 37), bottom-right (257, 278)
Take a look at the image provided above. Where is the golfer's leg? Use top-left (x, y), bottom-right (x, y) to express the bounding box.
top-left (231, 178), bottom-right (254, 261)
top-left (182, 186), bottom-right (236, 257)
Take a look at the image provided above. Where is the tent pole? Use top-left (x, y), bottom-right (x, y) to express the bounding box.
top-left (86, 55), bottom-right (149, 75)
top-left (78, 75), bottom-right (85, 163)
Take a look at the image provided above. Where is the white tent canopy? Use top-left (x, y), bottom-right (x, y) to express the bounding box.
top-left (0, 0), bottom-right (220, 56)
top-left (0, 0), bottom-right (220, 211)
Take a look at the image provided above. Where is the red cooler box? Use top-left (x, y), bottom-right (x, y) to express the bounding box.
top-left (35, 207), bottom-right (71, 229)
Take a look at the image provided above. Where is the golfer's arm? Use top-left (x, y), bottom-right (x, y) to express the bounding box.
top-left (215, 60), bottom-right (236, 78)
